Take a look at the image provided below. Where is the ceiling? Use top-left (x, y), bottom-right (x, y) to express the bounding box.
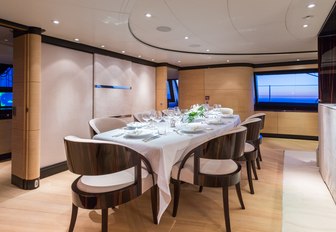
top-left (0, 0), bottom-right (335, 67)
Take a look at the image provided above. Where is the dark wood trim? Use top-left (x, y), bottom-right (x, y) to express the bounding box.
top-left (0, 152), bottom-right (11, 161)
top-left (261, 133), bottom-right (318, 141)
top-left (180, 63), bottom-right (254, 70)
top-left (254, 59), bottom-right (317, 68)
top-left (11, 174), bottom-right (40, 189)
top-left (0, 18), bottom-right (29, 31)
top-left (42, 35), bottom-right (157, 67)
top-left (40, 161), bottom-right (68, 179)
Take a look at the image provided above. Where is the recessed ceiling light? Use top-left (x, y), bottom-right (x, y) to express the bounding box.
top-left (101, 45), bottom-right (105, 48)
top-left (297, 59), bottom-right (300, 61)
top-left (145, 13), bottom-right (152, 18)
top-left (206, 49), bottom-right (210, 52)
top-left (307, 3), bottom-right (316, 8)
top-left (52, 20), bottom-right (60, 24)
top-left (74, 38), bottom-right (79, 42)
top-left (138, 55), bottom-right (142, 58)
top-left (303, 24), bottom-right (308, 28)
top-left (226, 60), bottom-right (230, 63)
top-left (151, 59), bottom-right (155, 61)
top-left (121, 50), bottom-right (125, 54)
top-left (178, 60), bottom-right (181, 63)
top-left (184, 36), bottom-right (189, 40)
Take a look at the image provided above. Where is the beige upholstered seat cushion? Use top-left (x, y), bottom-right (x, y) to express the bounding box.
top-left (77, 167), bottom-right (155, 194)
top-left (171, 157), bottom-right (238, 184)
top-left (244, 142), bottom-right (255, 153)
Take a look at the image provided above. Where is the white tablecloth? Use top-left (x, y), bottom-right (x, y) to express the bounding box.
top-left (93, 115), bottom-right (240, 222)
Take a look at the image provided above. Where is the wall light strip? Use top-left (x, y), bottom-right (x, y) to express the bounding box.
top-left (95, 84), bottom-right (132, 90)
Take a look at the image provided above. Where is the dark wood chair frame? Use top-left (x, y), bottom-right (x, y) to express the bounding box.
top-left (64, 137), bottom-right (158, 232)
top-left (239, 118), bottom-right (262, 194)
top-left (171, 127), bottom-right (247, 232)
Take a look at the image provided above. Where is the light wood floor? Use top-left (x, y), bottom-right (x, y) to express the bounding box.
top-left (0, 138), bottom-right (318, 232)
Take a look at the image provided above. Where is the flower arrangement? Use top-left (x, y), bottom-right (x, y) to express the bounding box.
top-left (187, 105), bottom-right (205, 123)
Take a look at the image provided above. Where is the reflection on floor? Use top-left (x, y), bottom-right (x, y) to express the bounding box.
top-left (283, 150), bottom-right (336, 232)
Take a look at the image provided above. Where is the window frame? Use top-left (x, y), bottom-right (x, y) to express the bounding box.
top-left (254, 69), bottom-right (318, 112)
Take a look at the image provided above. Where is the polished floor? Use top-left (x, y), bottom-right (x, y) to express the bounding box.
top-left (0, 138), bottom-right (319, 232)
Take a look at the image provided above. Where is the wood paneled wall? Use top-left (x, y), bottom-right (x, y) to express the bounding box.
top-left (179, 67), bottom-right (254, 119)
top-left (179, 64), bottom-right (319, 137)
top-left (156, 66), bottom-right (168, 111)
top-left (0, 119), bottom-right (11, 154)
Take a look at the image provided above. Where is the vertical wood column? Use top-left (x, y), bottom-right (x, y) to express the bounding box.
top-left (11, 27), bottom-right (42, 189)
top-left (156, 66), bottom-right (167, 110)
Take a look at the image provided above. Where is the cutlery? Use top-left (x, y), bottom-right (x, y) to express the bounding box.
top-left (143, 135), bottom-right (160, 142)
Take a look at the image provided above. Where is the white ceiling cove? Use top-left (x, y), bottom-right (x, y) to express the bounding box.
top-left (0, 0), bottom-right (335, 67)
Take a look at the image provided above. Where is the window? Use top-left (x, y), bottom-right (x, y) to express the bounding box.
top-left (167, 79), bottom-right (178, 108)
top-left (254, 69), bottom-right (318, 111)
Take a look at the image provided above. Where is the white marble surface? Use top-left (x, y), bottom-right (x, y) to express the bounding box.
top-left (283, 150), bottom-right (336, 232)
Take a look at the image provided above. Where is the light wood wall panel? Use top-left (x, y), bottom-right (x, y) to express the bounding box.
top-left (277, 112), bottom-right (318, 136)
top-left (41, 44), bottom-right (93, 168)
top-left (0, 119), bottom-right (11, 154)
top-left (179, 69), bottom-right (205, 109)
top-left (156, 66), bottom-right (167, 110)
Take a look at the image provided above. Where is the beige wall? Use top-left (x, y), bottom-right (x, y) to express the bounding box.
top-left (41, 44), bottom-right (93, 168)
top-left (40, 46), bottom-right (156, 168)
top-left (179, 64), bottom-right (318, 136)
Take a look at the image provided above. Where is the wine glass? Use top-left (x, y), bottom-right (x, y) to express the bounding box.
top-left (142, 113), bottom-right (150, 123)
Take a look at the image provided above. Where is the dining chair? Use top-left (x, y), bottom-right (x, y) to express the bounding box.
top-left (64, 136), bottom-right (158, 232)
top-left (89, 117), bottom-right (127, 136)
top-left (246, 113), bottom-right (266, 169)
top-left (171, 126), bottom-right (247, 232)
top-left (238, 118), bottom-right (262, 194)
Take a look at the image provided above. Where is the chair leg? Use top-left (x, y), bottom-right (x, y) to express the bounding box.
top-left (246, 160), bottom-right (254, 194)
top-left (172, 181), bottom-right (181, 217)
top-left (235, 183), bottom-right (245, 209)
top-left (151, 185), bottom-right (158, 224)
top-left (68, 204), bottom-right (78, 232)
top-left (222, 186), bottom-right (231, 232)
top-left (256, 157), bottom-right (261, 170)
top-left (102, 208), bottom-right (108, 232)
top-left (251, 160), bottom-right (258, 180)
top-left (199, 186), bottom-right (203, 192)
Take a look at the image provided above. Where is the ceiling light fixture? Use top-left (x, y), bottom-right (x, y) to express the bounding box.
top-left (145, 13), bottom-right (152, 18)
top-left (101, 45), bottom-right (105, 48)
top-left (307, 3), bottom-right (316, 8)
top-left (151, 59), bottom-right (155, 61)
top-left (74, 38), bottom-right (79, 42)
top-left (138, 55), bottom-right (142, 58)
top-left (303, 24), bottom-right (308, 28)
top-left (178, 60), bottom-right (181, 63)
top-left (4, 39), bottom-right (8, 42)
top-left (184, 36), bottom-right (189, 40)
top-left (52, 20), bottom-right (60, 24)
top-left (226, 60), bottom-right (230, 63)
top-left (206, 49), bottom-right (210, 52)
top-left (121, 50), bottom-right (125, 54)
top-left (297, 59), bottom-right (300, 61)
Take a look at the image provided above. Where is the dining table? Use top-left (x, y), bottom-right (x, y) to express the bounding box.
top-left (93, 114), bottom-right (241, 223)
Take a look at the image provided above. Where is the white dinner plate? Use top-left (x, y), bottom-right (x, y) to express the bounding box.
top-left (221, 114), bottom-right (235, 118)
top-left (124, 129), bottom-right (153, 138)
top-left (206, 118), bottom-right (226, 125)
top-left (126, 122), bottom-right (148, 129)
top-left (180, 123), bottom-right (206, 133)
